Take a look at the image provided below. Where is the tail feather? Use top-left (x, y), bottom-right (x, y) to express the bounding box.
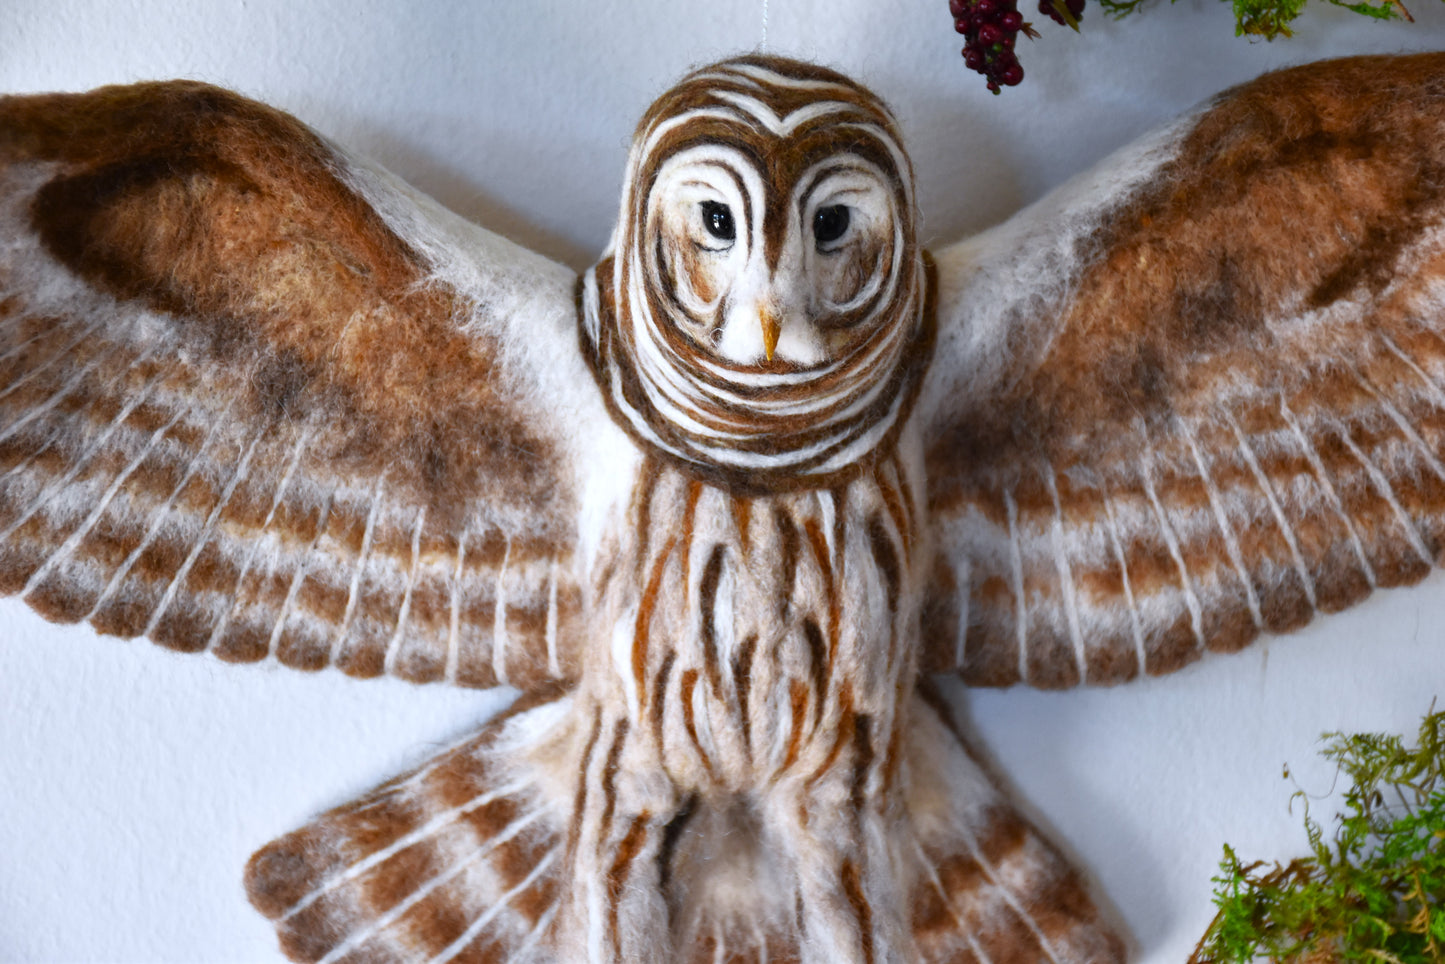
top-left (906, 687), bottom-right (1126, 964)
top-left (245, 690), bottom-right (572, 964)
top-left (683, 926), bottom-right (802, 964)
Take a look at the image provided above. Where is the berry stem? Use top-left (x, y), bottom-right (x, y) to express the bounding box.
top-left (1048, 0), bottom-right (1082, 31)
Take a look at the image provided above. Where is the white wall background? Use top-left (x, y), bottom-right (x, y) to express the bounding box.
top-left (2, 2), bottom-right (1445, 961)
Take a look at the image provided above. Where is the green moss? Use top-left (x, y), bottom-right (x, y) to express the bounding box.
top-left (1094, 0), bottom-right (1412, 39)
top-left (1189, 709), bottom-right (1445, 964)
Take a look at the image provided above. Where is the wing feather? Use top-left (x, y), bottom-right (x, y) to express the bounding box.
top-left (0, 80), bottom-right (604, 690)
top-left (921, 53), bottom-right (1445, 686)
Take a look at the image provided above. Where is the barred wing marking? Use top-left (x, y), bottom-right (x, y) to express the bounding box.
top-left (919, 53), bottom-right (1445, 687)
top-left (0, 81), bottom-right (601, 689)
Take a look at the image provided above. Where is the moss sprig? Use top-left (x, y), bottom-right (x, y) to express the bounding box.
top-left (1189, 707), bottom-right (1445, 963)
top-left (1092, 0), bottom-right (1412, 37)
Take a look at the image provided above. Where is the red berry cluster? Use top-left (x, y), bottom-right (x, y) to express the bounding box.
top-left (949, 0), bottom-right (1079, 93)
top-left (950, 0), bottom-right (1027, 93)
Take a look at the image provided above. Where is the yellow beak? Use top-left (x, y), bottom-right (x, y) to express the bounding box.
top-left (760, 307), bottom-right (781, 362)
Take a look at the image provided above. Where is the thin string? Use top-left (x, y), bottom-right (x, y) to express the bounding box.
top-left (761, 0), bottom-right (770, 49)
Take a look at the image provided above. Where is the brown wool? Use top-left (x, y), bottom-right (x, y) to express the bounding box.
top-left (11, 50), bottom-right (1445, 962)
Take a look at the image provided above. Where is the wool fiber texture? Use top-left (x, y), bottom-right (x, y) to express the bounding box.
top-left (6, 51), bottom-right (1445, 963)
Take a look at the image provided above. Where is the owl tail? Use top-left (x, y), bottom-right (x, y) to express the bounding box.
top-left (900, 685), bottom-right (1127, 964)
top-left (244, 686), bottom-right (576, 964)
top-left (245, 683), bottom-right (1124, 964)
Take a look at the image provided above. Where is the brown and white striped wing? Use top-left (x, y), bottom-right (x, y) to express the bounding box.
top-left (919, 53), bottom-right (1445, 687)
top-left (0, 81), bottom-right (604, 690)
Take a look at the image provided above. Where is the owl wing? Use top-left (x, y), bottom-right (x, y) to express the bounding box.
top-left (0, 80), bottom-right (608, 690)
top-left (918, 52), bottom-right (1445, 687)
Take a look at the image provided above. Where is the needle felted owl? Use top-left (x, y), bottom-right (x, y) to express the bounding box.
top-left (4, 48), bottom-right (1445, 962)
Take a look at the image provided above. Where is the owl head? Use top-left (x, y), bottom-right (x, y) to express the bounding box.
top-left (582, 55), bottom-right (933, 492)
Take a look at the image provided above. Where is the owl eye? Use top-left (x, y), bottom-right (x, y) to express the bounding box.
top-left (699, 201), bottom-right (735, 242)
top-left (813, 205), bottom-right (850, 247)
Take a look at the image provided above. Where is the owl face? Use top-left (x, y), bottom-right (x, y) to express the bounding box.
top-left (581, 56), bottom-right (933, 491)
top-left (648, 145), bottom-right (900, 366)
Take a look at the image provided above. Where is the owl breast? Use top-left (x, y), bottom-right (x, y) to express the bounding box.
top-left (584, 425), bottom-right (928, 796)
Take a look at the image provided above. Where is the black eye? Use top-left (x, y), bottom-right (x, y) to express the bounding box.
top-left (700, 201), bottom-right (735, 242)
top-left (813, 205), bottom-right (850, 246)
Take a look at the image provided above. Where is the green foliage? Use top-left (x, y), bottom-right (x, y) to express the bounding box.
top-left (1093, 0), bottom-right (1411, 39)
top-left (1093, 0), bottom-right (1155, 19)
top-left (1229, 0), bottom-right (1309, 37)
top-left (1189, 709), bottom-right (1445, 964)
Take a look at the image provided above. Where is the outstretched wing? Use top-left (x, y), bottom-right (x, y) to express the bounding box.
top-left (0, 81), bottom-right (611, 690)
top-left (920, 53), bottom-right (1445, 687)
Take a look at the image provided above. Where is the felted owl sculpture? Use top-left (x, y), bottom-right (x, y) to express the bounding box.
top-left (4, 50), bottom-right (1445, 962)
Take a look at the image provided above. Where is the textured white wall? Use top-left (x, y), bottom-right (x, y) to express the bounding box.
top-left (2, 1), bottom-right (1445, 961)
